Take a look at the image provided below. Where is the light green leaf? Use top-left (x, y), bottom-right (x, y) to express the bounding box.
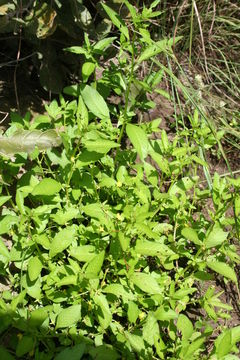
top-left (25, 277), bottom-right (42, 300)
top-left (103, 283), bottom-right (135, 300)
top-left (216, 330), bottom-right (232, 358)
top-left (149, 151), bottom-right (170, 175)
top-left (0, 129), bottom-right (61, 156)
top-left (177, 314), bottom-right (193, 341)
top-left (235, 196), bottom-right (240, 217)
top-left (93, 37), bottom-right (117, 51)
top-left (130, 272), bottom-right (162, 294)
top-left (83, 139), bottom-right (120, 153)
top-left (50, 207), bottom-right (79, 225)
top-left (32, 178), bottom-right (61, 196)
top-left (181, 227), bottom-right (202, 246)
top-left (0, 215), bottom-right (18, 235)
top-left (77, 95), bottom-right (89, 130)
top-left (0, 238), bottom-right (10, 262)
top-left (49, 227), bottom-right (76, 258)
top-left (207, 260), bottom-right (237, 284)
top-left (94, 293), bottom-right (112, 329)
top-left (181, 336), bottom-right (205, 359)
top-left (124, 331), bottom-right (145, 353)
top-left (154, 307), bottom-right (178, 321)
top-left (70, 245), bottom-right (96, 262)
top-left (135, 240), bottom-right (175, 257)
top-left (82, 62), bottom-right (95, 82)
top-left (81, 85), bottom-right (109, 119)
top-left (143, 312), bottom-right (159, 345)
top-left (102, 3), bottom-right (129, 40)
top-left (126, 124), bottom-right (149, 160)
top-left (85, 250), bottom-right (105, 278)
top-left (137, 37), bottom-right (181, 64)
top-left (56, 305), bottom-right (81, 329)
top-left (28, 256), bottom-right (42, 282)
top-left (0, 196), bottom-right (11, 207)
top-left (127, 301), bottom-right (139, 324)
top-left (172, 288), bottom-right (197, 300)
top-left (64, 46), bottom-right (89, 56)
top-left (169, 176), bottom-right (198, 195)
top-left (204, 226), bottom-right (228, 249)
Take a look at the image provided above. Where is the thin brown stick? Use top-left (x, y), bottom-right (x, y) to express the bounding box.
top-left (193, 0), bottom-right (209, 80)
top-left (13, 0), bottom-right (23, 114)
top-left (209, 0), bottom-right (216, 37)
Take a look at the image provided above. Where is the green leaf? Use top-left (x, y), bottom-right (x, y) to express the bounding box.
top-left (154, 307), bottom-right (178, 321)
top-left (55, 344), bottom-right (85, 360)
top-left (0, 346), bottom-right (15, 360)
top-left (143, 312), bottom-right (159, 345)
top-left (130, 273), bottom-right (162, 294)
top-left (0, 196), bottom-right (11, 207)
top-left (25, 277), bottom-right (42, 300)
top-left (82, 62), bottom-right (95, 82)
top-left (102, 3), bottom-right (129, 40)
top-left (16, 336), bottom-right (34, 357)
top-left (94, 293), bottom-right (112, 329)
top-left (32, 178), bottom-right (62, 196)
top-left (177, 314), bottom-right (193, 341)
top-left (0, 215), bottom-right (18, 235)
top-left (124, 331), bottom-right (145, 353)
top-left (204, 226), bottom-right (228, 249)
top-left (93, 37), bottom-right (117, 51)
top-left (0, 238), bottom-right (10, 262)
top-left (81, 85), bottom-right (109, 119)
top-left (103, 283), bottom-right (135, 300)
top-left (216, 330), bottom-right (232, 358)
top-left (85, 250), bottom-right (105, 278)
top-left (126, 124), bottom-right (149, 160)
top-left (50, 207), bottom-right (79, 225)
top-left (135, 240), bottom-right (175, 257)
top-left (235, 196), bottom-right (240, 217)
top-left (207, 260), bottom-right (237, 284)
top-left (137, 37), bottom-right (181, 64)
top-left (83, 139), bottom-right (120, 154)
top-left (181, 227), bottom-right (202, 246)
top-left (70, 245), bottom-right (96, 262)
top-left (29, 307), bottom-right (49, 328)
top-left (127, 301), bottom-right (139, 324)
top-left (77, 95), bottom-right (89, 130)
top-left (181, 336), bottom-right (205, 359)
top-left (28, 256), bottom-right (42, 282)
top-left (169, 176), bottom-right (198, 195)
top-left (56, 305), bottom-right (81, 329)
top-left (49, 227), bottom-right (76, 258)
top-left (149, 151), bottom-right (170, 175)
top-left (0, 129), bottom-right (61, 156)
top-left (172, 288), bottom-right (197, 300)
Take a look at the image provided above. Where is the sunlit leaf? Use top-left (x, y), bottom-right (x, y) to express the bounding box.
top-left (0, 129), bottom-right (61, 156)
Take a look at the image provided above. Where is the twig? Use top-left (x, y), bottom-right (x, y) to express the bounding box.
top-left (208, 0), bottom-right (216, 37)
top-left (193, 0), bottom-right (209, 80)
top-left (13, 0), bottom-right (23, 114)
top-left (0, 111), bottom-right (9, 124)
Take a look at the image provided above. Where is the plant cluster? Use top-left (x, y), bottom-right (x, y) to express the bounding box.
top-left (0, 1), bottom-right (239, 359)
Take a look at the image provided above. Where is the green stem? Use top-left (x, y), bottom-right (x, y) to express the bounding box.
top-left (118, 35), bottom-right (136, 144)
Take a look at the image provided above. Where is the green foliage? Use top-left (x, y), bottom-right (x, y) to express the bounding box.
top-left (0, 2), bottom-right (239, 359)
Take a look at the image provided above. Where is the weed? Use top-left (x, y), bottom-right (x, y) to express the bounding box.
top-left (0, 2), bottom-right (239, 359)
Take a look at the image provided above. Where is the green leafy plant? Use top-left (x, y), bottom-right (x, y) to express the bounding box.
top-left (0, 2), bottom-right (239, 359)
